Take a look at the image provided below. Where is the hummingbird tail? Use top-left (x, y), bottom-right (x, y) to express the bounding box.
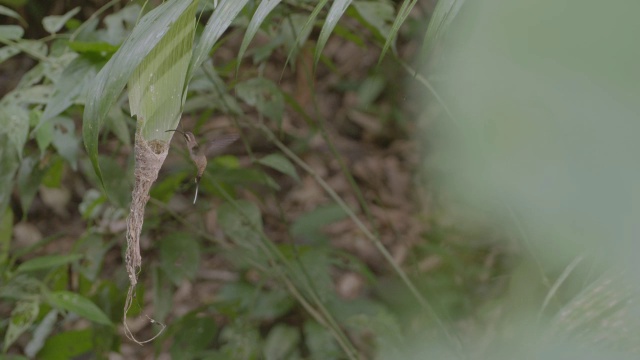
top-left (193, 182), bottom-right (199, 204)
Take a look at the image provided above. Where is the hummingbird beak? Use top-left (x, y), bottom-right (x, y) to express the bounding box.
top-left (165, 129), bottom-right (189, 141)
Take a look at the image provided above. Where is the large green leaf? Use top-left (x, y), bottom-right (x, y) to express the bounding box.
top-left (188, 0), bottom-right (250, 83)
top-left (128, 0), bottom-right (198, 142)
top-left (82, 0), bottom-right (197, 186)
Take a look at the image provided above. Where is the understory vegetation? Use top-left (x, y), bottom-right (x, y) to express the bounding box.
top-left (1, 0), bottom-right (639, 359)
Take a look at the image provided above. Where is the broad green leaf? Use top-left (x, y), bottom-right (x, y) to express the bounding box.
top-left (83, 0), bottom-right (196, 186)
top-left (37, 329), bottom-right (93, 360)
top-left (263, 325), bottom-right (299, 360)
top-left (159, 232), bottom-right (201, 285)
top-left (40, 57), bottom-right (98, 127)
top-left (188, 0), bottom-right (250, 83)
top-left (352, 0), bottom-right (394, 39)
top-left (236, 0), bottom-right (282, 72)
top-left (218, 200), bottom-right (263, 247)
top-left (257, 153), bottom-right (299, 182)
top-left (42, 7), bottom-right (80, 34)
top-left (235, 77), bottom-right (284, 124)
top-left (0, 24), bottom-right (23, 39)
top-left (128, 0), bottom-right (198, 142)
top-left (24, 310), bottom-right (57, 358)
top-left (16, 254), bottom-right (83, 273)
top-left (378, 0), bottom-right (417, 64)
top-left (48, 291), bottom-right (112, 325)
top-left (3, 299), bottom-right (39, 352)
top-left (0, 207), bottom-right (11, 265)
top-left (0, 5), bottom-right (26, 26)
top-left (315, 0), bottom-right (353, 67)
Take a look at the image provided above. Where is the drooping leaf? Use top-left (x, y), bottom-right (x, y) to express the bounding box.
top-left (315, 0), bottom-right (353, 67)
top-left (128, 0), bottom-right (198, 142)
top-left (188, 0), bottom-right (250, 83)
top-left (352, 0), bottom-right (394, 39)
top-left (283, 0), bottom-right (328, 71)
top-left (421, 0), bottom-right (465, 59)
top-left (236, 0), bottom-right (282, 72)
top-left (83, 0), bottom-right (196, 186)
top-left (0, 5), bottom-right (26, 26)
top-left (378, 0), bottom-right (417, 63)
top-left (48, 291), bottom-right (112, 325)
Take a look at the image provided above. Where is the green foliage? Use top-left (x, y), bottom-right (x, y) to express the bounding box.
top-left (0, 0), bottom-right (466, 358)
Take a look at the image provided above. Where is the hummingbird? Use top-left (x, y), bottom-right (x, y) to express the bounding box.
top-left (166, 129), bottom-right (239, 204)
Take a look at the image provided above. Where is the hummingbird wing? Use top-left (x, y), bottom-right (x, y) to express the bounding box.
top-left (204, 133), bottom-right (240, 157)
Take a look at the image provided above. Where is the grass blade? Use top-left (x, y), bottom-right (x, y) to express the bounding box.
top-left (236, 0), bottom-right (282, 74)
top-left (314, 0), bottom-right (353, 67)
